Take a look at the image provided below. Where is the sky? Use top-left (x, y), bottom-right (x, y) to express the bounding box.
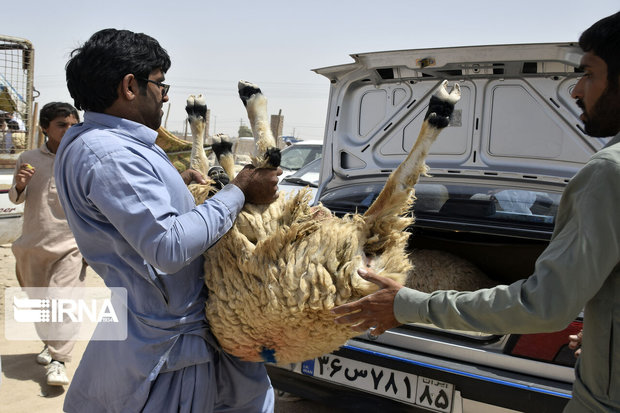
top-left (2, 0), bottom-right (618, 141)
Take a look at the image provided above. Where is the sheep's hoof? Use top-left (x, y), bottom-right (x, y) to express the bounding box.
top-left (211, 133), bottom-right (233, 159)
top-left (424, 80), bottom-right (461, 129)
top-left (186, 94), bottom-right (207, 121)
top-left (238, 80), bottom-right (262, 107)
top-left (263, 147), bottom-right (281, 168)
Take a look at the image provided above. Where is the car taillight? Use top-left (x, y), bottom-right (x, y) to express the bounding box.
top-left (504, 320), bottom-right (583, 367)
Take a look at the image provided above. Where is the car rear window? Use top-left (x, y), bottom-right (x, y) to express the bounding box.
top-left (280, 145), bottom-right (322, 170)
top-left (415, 183), bottom-right (561, 225)
top-left (320, 181), bottom-right (562, 229)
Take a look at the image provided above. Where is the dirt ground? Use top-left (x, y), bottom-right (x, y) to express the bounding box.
top-left (0, 243), bottom-right (92, 412)
top-left (0, 244), bottom-right (345, 413)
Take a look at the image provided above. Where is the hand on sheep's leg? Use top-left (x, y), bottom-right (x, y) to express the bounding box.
top-left (231, 164), bottom-right (282, 204)
top-left (332, 267), bottom-right (403, 337)
top-left (180, 169), bottom-right (206, 185)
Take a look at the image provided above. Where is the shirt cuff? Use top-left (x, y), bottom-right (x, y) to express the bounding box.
top-left (394, 287), bottom-right (431, 324)
top-left (208, 184), bottom-right (245, 217)
top-left (8, 185), bottom-right (26, 204)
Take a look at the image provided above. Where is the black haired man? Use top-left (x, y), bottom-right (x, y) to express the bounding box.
top-left (56, 29), bottom-right (280, 413)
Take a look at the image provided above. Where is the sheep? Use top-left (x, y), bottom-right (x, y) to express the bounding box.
top-left (405, 249), bottom-right (494, 293)
top-left (181, 80), bottom-right (466, 365)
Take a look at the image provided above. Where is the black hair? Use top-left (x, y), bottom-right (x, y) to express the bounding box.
top-left (579, 11), bottom-right (620, 90)
top-left (39, 102), bottom-right (79, 129)
top-left (7, 119), bottom-right (19, 131)
top-left (65, 29), bottom-right (171, 112)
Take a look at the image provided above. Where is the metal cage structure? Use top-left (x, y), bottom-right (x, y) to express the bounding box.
top-left (0, 35), bottom-right (34, 162)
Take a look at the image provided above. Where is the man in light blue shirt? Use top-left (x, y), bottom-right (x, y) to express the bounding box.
top-left (55, 29), bottom-right (281, 412)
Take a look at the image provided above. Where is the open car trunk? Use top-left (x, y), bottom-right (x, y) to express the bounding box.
top-left (268, 43), bottom-right (597, 412)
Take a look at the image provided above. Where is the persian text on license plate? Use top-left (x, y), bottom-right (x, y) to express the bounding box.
top-left (298, 354), bottom-right (454, 412)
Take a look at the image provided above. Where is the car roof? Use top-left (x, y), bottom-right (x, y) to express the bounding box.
top-left (288, 139), bottom-right (323, 146)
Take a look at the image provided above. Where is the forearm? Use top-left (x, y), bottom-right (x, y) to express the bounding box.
top-left (149, 185), bottom-right (243, 273)
top-left (394, 279), bottom-right (577, 334)
top-left (8, 184), bottom-right (26, 204)
top-left (85, 150), bottom-right (246, 275)
top-left (396, 158), bottom-right (620, 334)
top-left (9, 157), bottom-right (27, 204)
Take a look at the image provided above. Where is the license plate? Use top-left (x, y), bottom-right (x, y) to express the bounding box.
top-left (296, 354), bottom-right (454, 412)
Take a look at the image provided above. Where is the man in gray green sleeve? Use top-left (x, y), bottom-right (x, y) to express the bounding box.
top-left (332, 11), bottom-right (620, 413)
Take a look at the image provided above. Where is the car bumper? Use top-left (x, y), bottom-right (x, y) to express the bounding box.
top-left (267, 344), bottom-right (572, 413)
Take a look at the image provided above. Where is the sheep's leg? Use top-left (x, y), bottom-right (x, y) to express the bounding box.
top-left (211, 133), bottom-right (235, 180)
top-left (238, 80), bottom-right (281, 169)
top-left (186, 94), bottom-right (222, 203)
top-left (186, 94), bottom-right (210, 177)
top-left (364, 80), bottom-right (461, 220)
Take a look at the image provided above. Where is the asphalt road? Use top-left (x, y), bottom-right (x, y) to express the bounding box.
top-left (275, 390), bottom-right (351, 412)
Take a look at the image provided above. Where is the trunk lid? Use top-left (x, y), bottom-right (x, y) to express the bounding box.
top-left (312, 42), bottom-right (593, 384)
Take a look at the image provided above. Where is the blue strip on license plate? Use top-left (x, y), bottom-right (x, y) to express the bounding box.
top-left (298, 354), bottom-right (454, 412)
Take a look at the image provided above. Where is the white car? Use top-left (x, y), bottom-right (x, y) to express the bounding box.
top-left (278, 157), bottom-right (321, 204)
top-left (278, 140), bottom-right (323, 181)
top-left (0, 171), bottom-right (23, 244)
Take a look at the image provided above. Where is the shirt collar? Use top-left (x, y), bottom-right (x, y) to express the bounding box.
top-left (83, 111), bottom-right (158, 146)
top-left (38, 141), bottom-right (55, 156)
top-left (604, 131), bottom-right (620, 149)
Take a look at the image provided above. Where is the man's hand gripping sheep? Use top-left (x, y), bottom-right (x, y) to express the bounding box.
top-left (184, 79), bottom-right (461, 365)
top-left (184, 91), bottom-right (280, 205)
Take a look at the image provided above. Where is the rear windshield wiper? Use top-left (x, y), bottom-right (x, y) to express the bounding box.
top-left (283, 177), bottom-right (317, 187)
